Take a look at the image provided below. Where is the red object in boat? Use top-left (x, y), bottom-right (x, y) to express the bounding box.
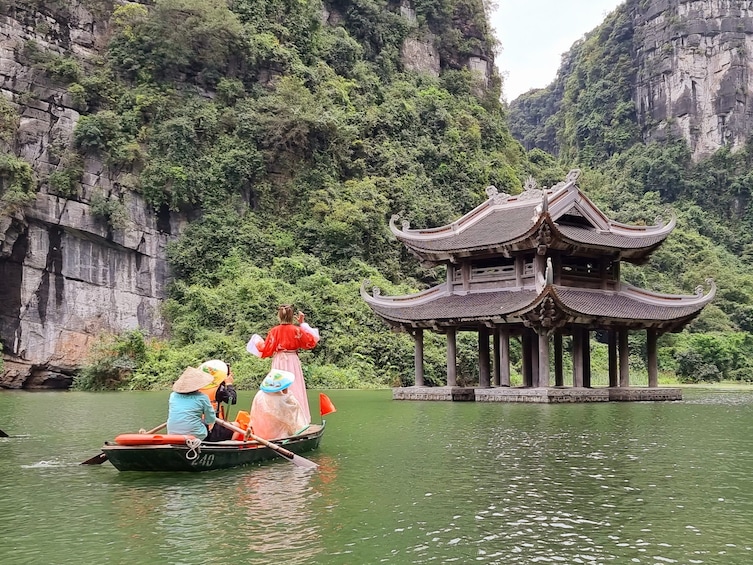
top-left (114, 433), bottom-right (196, 446)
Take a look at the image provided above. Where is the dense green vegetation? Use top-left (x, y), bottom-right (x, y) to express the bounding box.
top-left (6, 0), bottom-right (753, 389)
top-left (49, 0), bottom-right (539, 390)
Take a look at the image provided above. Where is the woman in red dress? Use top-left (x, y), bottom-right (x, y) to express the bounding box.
top-left (247, 305), bottom-right (319, 423)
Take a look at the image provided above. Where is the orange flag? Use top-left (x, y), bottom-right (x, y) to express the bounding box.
top-left (319, 393), bottom-right (337, 416)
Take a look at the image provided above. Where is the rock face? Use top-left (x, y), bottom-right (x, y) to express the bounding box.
top-left (511, 0), bottom-right (753, 161)
top-left (0, 0), bottom-right (494, 389)
top-left (0, 3), bottom-right (180, 388)
top-left (634, 0), bottom-right (753, 158)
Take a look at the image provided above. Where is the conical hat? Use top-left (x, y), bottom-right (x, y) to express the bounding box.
top-left (173, 367), bottom-right (214, 393)
top-left (198, 359), bottom-right (229, 388)
top-left (260, 369), bottom-right (295, 393)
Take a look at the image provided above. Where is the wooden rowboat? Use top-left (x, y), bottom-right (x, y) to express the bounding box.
top-left (100, 422), bottom-right (325, 472)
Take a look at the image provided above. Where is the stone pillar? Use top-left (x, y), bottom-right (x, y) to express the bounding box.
top-left (479, 326), bottom-right (490, 388)
top-left (647, 328), bottom-right (658, 388)
top-left (572, 328), bottom-right (584, 387)
top-left (538, 329), bottom-right (550, 387)
top-left (447, 328), bottom-right (457, 387)
top-left (413, 329), bottom-right (424, 387)
top-left (521, 332), bottom-right (532, 387)
top-left (608, 330), bottom-right (618, 387)
top-left (492, 328), bottom-right (500, 386)
top-left (500, 328), bottom-right (511, 386)
top-left (619, 328), bottom-right (629, 387)
top-left (583, 329), bottom-right (591, 388)
top-left (554, 332), bottom-right (563, 386)
top-left (530, 329), bottom-right (539, 386)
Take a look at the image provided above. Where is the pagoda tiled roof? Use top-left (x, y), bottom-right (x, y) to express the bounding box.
top-left (361, 285), bottom-right (539, 325)
top-left (555, 225), bottom-right (669, 250)
top-left (392, 203), bottom-right (541, 253)
top-left (390, 169), bottom-right (674, 261)
top-left (361, 280), bottom-right (716, 331)
top-left (541, 284), bottom-right (715, 324)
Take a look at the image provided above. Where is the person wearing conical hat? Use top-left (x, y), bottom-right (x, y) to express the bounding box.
top-left (249, 369), bottom-right (308, 440)
top-left (166, 367), bottom-right (217, 440)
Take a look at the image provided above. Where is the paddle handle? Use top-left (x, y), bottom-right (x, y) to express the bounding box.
top-left (141, 422), bottom-right (167, 435)
top-left (215, 418), bottom-right (290, 453)
top-left (215, 418), bottom-right (317, 468)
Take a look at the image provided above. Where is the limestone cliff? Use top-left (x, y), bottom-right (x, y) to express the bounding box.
top-left (510, 0), bottom-right (753, 162)
top-left (0, 0), bottom-right (495, 388)
top-left (0, 1), bottom-right (180, 388)
top-left (634, 0), bottom-right (753, 158)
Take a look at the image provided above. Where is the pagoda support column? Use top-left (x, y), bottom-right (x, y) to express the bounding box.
top-left (608, 330), bottom-right (618, 387)
top-left (479, 327), bottom-right (491, 388)
top-left (619, 328), bottom-right (630, 387)
top-left (647, 329), bottom-right (658, 388)
top-left (537, 329), bottom-right (550, 387)
top-left (583, 329), bottom-right (592, 388)
top-left (413, 329), bottom-right (424, 387)
top-left (499, 328), bottom-right (511, 386)
top-left (521, 332), bottom-right (533, 387)
top-left (492, 328), bottom-right (500, 386)
top-left (530, 330), bottom-right (539, 387)
top-left (554, 332), bottom-right (563, 387)
top-left (572, 328), bottom-right (584, 387)
top-left (447, 328), bottom-right (457, 387)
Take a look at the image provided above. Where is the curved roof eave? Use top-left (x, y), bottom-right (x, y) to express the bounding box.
top-left (389, 197), bottom-right (542, 246)
top-left (361, 279), bottom-right (540, 326)
top-left (520, 280), bottom-right (717, 326)
top-left (609, 209), bottom-right (677, 237)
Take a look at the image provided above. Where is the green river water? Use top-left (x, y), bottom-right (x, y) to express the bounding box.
top-left (1, 387), bottom-right (752, 564)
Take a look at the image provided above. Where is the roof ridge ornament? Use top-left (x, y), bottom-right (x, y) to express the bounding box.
top-left (566, 169), bottom-right (581, 184)
top-left (390, 213), bottom-right (411, 233)
top-left (655, 207), bottom-right (674, 227)
top-left (535, 223), bottom-right (552, 255)
top-left (486, 185), bottom-right (510, 203)
top-left (697, 278), bottom-right (714, 296)
top-left (519, 176), bottom-right (544, 201)
top-left (361, 278), bottom-right (381, 297)
top-left (522, 295), bottom-right (565, 334)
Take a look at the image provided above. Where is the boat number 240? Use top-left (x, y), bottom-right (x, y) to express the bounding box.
top-left (192, 453), bottom-right (215, 467)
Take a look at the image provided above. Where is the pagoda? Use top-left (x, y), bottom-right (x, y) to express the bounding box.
top-left (361, 170), bottom-right (716, 402)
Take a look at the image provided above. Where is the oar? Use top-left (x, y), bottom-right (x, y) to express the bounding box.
top-left (215, 418), bottom-right (318, 469)
top-left (80, 422), bottom-right (167, 465)
top-left (0, 429), bottom-right (8, 438)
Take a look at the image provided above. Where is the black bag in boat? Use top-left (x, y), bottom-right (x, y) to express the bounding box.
top-left (205, 422), bottom-right (234, 442)
top-left (215, 383), bottom-right (237, 405)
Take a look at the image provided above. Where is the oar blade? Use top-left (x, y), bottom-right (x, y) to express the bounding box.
top-left (0, 429), bottom-right (8, 438)
top-left (216, 418), bottom-right (318, 469)
top-left (81, 452), bottom-right (108, 465)
top-left (291, 453), bottom-right (319, 469)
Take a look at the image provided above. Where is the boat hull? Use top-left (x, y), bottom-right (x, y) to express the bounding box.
top-left (101, 423), bottom-right (324, 472)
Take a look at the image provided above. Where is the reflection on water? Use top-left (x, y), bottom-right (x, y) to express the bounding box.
top-left (2, 388), bottom-right (753, 564)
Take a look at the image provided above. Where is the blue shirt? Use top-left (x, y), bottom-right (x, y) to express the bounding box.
top-left (166, 391), bottom-right (216, 440)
